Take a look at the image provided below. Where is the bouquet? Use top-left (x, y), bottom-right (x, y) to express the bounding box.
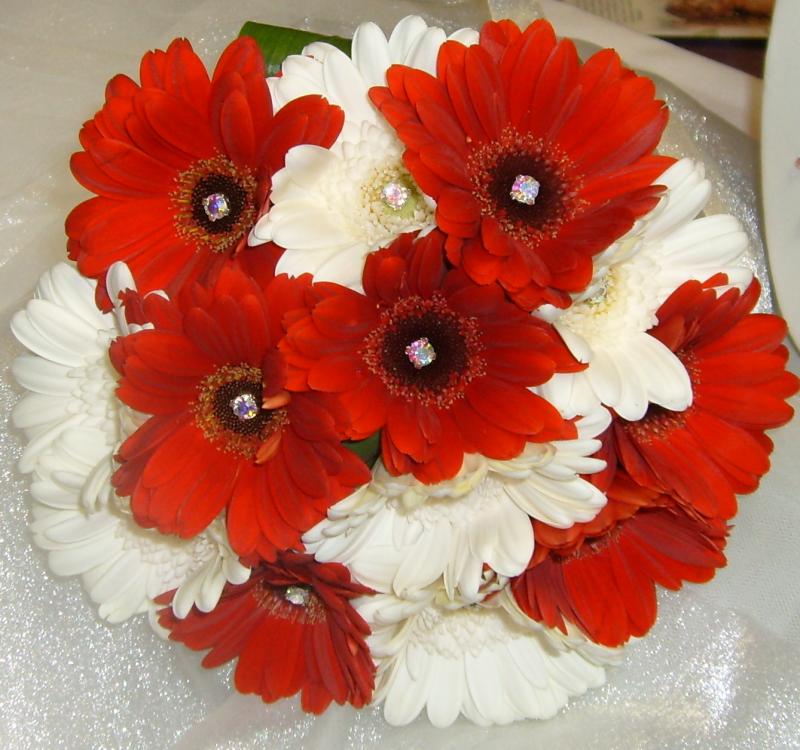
top-left (10, 14), bottom-right (798, 727)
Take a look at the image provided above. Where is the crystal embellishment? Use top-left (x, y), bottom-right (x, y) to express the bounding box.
top-left (381, 182), bottom-right (410, 211)
top-left (202, 192), bottom-right (231, 222)
top-left (284, 585), bottom-right (310, 607)
top-left (230, 393), bottom-right (259, 421)
top-left (405, 337), bottom-right (437, 369)
top-left (510, 175), bottom-right (541, 206)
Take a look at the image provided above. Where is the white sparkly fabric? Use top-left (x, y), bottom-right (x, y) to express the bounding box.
top-left (0, 1), bottom-right (798, 748)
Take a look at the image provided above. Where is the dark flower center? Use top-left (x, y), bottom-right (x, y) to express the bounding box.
top-left (172, 154), bottom-right (258, 254)
top-left (467, 127), bottom-right (585, 246)
top-left (252, 581), bottom-right (325, 624)
top-left (194, 364), bottom-right (287, 458)
top-left (361, 294), bottom-right (485, 408)
top-left (191, 174), bottom-right (249, 235)
top-left (621, 404), bottom-right (686, 444)
top-left (210, 378), bottom-right (269, 436)
top-left (621, 349), bottom-right (696, 444)
top-left (568, 521), bottom-right (625, 559)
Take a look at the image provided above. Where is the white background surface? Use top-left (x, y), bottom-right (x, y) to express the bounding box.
top-left (1, 1), bottom-right (798, 748)
top-left (760, 0), bottom-right (800, 349)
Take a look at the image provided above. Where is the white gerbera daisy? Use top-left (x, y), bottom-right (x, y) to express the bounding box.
top-left (540, 159), bottom-right (752, 421)
top-left (360, 588), bottom-right (619, 727)
top-left (267, 16), bottom-right (478, 138)
top-left (11, 263), bottom-right (249, 626)
top-left (305, 408), bottom-right (609, 602)
top-left (250, 16), bottom-right (479, 290)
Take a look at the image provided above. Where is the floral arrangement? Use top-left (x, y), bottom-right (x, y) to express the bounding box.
top-left (10, 15), bottom-right (798, 727)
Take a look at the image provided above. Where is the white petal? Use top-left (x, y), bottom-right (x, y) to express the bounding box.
top-left (270, 207), bottom-right (352, 250)
top-left (223, 557), bottom-right (251, 585)
top-left (12, 393), bottom-right (70, 430)
top-left (87, 549), bottom-right (143, 604)
top-left (30, 481), bottom-right (78, 511)
top-left (634, 333), bottom-right (693, 411)
top-left (41, 264), bottom-right (106, 326)
top-left (11, 356), bottom-right (72, 396)
top-left (611, 346), bottom-right (651, 421)
top-left (403, 27), bottom-right (447, 74)
top-left (383, 650), bottom-right (431, 725)
top-left (351, 21), bottom-right (392, 88)
top-left (465, 649), bottom-right (514, 725)
top-left (449, 28), bottom-right (480, 45)
top-left (312, 244), bottom-right (368, 289)
top-left (80, 458), bottom-right (113, 512)
top-left (37, 511), bottom-right (117, 545)
top-left (197, 557), bottom-right (227, 612)
top-left (482, 502), bottom-right (533, 578)
top-left (392, 520), bottom-right (450, 596)
top-left (279, 145), bottom-right (340, 191)
top-left (46, 535), bottom-right (124, 577)
top-left (425, 655), bottom-right (463, 728)
top-left (556, 325), bottom-right (593, 363)
top-left (98, 575), bottom-right (148, 623)
top-left (456, 554), bottom-right (484, 604)
top-left (17, 414), bottom-right (83, 473)
top-left (387, 15), bottom-right (429, 61)
top-left (19, 299), bottom-right (104, 361)
top-left (321, 47), bottom-right (376, 124)
top-left (581, 348), bottom-right (621, 411)
top-left (172, 570), bottom-right (204, 619)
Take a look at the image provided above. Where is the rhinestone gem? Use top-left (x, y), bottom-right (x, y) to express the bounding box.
top-left (284, 585), bottom-right (310, 607)
top-left (586, 274), bottom-right (612, 307)
top-left (202, 192), bottom-right (231, 222)
top-left (230, 393), bottom-right (259, 421)
top-left (380, 181), bottom-right (410, 211)
top-left (510, 175), bottom-right (541, 205)
top-left (405, 337), bottom-right (437, 369)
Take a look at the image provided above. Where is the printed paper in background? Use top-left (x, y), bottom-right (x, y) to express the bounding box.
top-left (557, 0), bottom-right (772, 37)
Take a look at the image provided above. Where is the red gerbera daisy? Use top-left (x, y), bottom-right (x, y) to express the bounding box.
top-left (280, 230), bottom-right (581, 484)
top-left (513, 471), bottom-right (728, 647)
top-left (158, 552), bottom-right (375, 713)
top-left (67, 37), bottom-right (343, 308)
top-left (613, 276), bottom-right (799, 521)
top-left (110, 267), bottom-right (370, 560)
top-left (369, 19), bottom-right (673, 309)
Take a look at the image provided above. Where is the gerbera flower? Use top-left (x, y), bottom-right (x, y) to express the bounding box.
top-left (158, 552), bottom-right (375, 714)
top-left (305, 407), bottom-right (609, 602)
top-left (251, 17), bottom-right (478, 290)
top-left (359, 587), bottom-right (618, 727)
top-left (11, 263), bottom-right (248, 625)
top-left (251, 123), bottom-right (436, 290)
top-left (612, 276), bottom-right (799, 521)
top-left (267, 15), bottom-right (478, 141)
top-left (110, 267), bottom-right (370, 560)
top-left (369, 18), bottom-right (674, 309)
top-left (539, 158), bottom-right (752, 420)
top-left (512, 471), bottom-right (728, 647)
top-left (280, 230), bottom-right (580, 484)
top-left (67, 37), bottom-right (344, 307)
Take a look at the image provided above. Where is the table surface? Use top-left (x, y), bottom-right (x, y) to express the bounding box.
top-left (668, 37), bottom-right (766, 77)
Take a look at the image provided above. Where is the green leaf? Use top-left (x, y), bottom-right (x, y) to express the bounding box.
top-left (239, 21), bottom-right (352, 76)
top-left (343, 431), bottom-right (381, 468)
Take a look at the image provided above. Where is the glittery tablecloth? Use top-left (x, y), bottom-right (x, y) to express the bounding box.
top-left (1, 1), bottom-right (798, 748)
